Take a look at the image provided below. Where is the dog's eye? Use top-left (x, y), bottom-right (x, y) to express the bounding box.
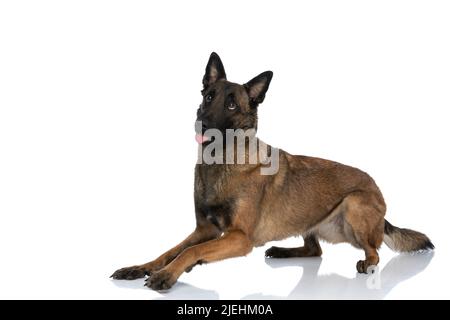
top-left (228, 102), bottom-right (237, 110)
top-left (205, 94), bottom-right (212, 103)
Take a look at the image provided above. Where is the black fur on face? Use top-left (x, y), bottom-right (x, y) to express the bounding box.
top-left (196, 52), bottom-right (273, 135)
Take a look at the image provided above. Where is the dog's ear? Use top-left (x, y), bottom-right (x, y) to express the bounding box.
top-left (244, 71), bottom-right (273, 107)
top-left (203, 52), bottom-right (226, 89)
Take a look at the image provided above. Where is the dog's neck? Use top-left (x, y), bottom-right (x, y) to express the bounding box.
top-left (197, 137), bottom-right (274, 168)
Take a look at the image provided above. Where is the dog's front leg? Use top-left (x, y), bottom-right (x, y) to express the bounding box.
top-left (145, 230), bottom-right (253, 290)
top-left (111, 224), bottom-right (220, 280)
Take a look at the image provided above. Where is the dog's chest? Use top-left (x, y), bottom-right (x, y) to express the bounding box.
top-left (195, 165), bottom-right (235, 230)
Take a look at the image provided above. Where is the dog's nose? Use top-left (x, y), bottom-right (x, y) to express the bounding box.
top-left (196, 117), bottom-right (209, 127)
top-left (195, 119), bottom-right (209, 133)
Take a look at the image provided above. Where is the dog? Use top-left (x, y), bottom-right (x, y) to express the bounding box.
top-left (111, 52), bottom-right (434, 290)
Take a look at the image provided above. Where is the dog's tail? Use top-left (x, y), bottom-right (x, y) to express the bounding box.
top-left (383, 219), bottom-right (434, 252)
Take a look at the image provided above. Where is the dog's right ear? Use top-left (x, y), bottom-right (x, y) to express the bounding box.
top-left (202, 52), bottom-right (226, 89)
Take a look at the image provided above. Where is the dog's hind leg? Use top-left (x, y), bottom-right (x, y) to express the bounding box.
top-left (342, 192), bottom-right (385, 273)
top-left (265, 234), bottom-right (322, 258)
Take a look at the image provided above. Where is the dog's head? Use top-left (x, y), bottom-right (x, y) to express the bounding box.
top-left (195, 52), bottom-right (273, 144)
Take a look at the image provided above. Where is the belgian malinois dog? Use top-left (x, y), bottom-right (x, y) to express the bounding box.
top-left (111, 52), bottom-right (434, 290)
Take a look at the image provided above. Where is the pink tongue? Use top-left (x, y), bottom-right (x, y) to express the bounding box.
top-left (195, 134), bottom-right (209, 144)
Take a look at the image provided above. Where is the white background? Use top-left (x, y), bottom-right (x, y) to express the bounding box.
top-left (0, 0), bottom-right (449, 299)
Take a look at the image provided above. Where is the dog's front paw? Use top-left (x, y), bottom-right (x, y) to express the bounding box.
top-left (145, 269), bottom-right (176, 291)
top-left (110, 265), bottom-right (149, 280)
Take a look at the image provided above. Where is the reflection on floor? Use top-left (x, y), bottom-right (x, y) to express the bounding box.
top-left (111, 251), bottom-right (434, 300)
top-left (245, 251), bottom-right (434, 299)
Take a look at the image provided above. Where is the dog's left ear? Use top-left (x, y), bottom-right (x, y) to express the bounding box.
top-left (203, 52), bottom-right (227, 89)
top-left (244, 71), bottom-right (273, 107)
